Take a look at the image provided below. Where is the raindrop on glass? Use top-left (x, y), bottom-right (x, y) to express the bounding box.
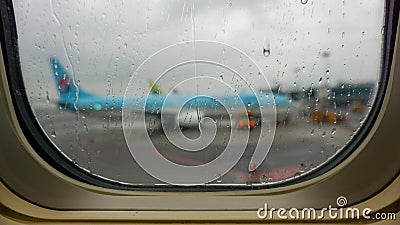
top-left (260, 175), bottom-right (268, 184)
top-left (263, 48), bottom-right (270, 57)
top-left (216, 174), bottom-right (222, 183)
top-left (46, 91), bottom-right (50, 104)
top-left (84, 124), bottom-right (89, 132)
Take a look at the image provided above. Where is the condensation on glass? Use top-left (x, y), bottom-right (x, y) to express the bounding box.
top-left (13, 0), bottom-right (385, 186)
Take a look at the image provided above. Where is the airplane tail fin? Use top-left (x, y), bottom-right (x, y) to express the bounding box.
top-left (50, 57), bottom-right (93, 107)
top-left (149, 80), bottom-right (163, 95)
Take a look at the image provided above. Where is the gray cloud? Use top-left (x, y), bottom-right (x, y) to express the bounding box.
top-left (14, 0), bottom-right (385, 98)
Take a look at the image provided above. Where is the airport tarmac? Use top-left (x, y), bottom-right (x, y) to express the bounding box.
top-left (32, 102), bottom-right (366, 185)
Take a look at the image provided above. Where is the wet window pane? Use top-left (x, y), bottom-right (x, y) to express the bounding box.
top-left (14, 0), bottom-right (385, 186)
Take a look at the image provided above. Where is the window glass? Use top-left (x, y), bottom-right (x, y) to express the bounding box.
top-left (13, 0), bottom-right (385, 186)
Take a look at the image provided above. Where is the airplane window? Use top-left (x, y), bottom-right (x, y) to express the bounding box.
top-left (12, 0), bottom-right (386, 187)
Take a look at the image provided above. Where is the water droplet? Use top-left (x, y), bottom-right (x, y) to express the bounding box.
top-left (46, 91), bottom-right (50, 104)
top-left (124, 43), bottom-right (128, 48)
top-left (300, 0), bottom-right (308, 4)
top-left (319, 77), bottom-right (323, 84)
top-left (260, 175), bottom-right (268, 184)
top-left (84, 124), bottom-right (89, 132)
top-left (311, 129), bottom-right (315, 136)
top-left (322, 131), bottom-right (326, 137)
top-left (216, 174), bottom-right (222, 183)
top-left (293, 82), bottom-right (297, 87)
top-left (326, 70), bottom-right (330, 75)
top-left (74, 32), bottom-right (78, 38)
top-left (263, 48), bottom-right (270, 57)
top-left (51, 131), bottom-right (56, 138)
top-left (331, 127), bottom-right (337, 135)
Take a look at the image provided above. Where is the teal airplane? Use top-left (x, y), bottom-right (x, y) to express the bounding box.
top-left (50, 57), bottom-right (298, 126)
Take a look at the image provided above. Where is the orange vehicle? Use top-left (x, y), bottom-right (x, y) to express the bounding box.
top-left (237, 117), bottom-right (256, 129)
top-left (236, 111), bottom-right (257, 129)
top-left (312, 110), bottom-right (347, 124)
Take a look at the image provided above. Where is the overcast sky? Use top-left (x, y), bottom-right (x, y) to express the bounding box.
top-left (13, 0), bottom-right (385, 99)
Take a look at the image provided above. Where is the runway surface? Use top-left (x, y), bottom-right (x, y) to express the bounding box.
top-left (32, 102), bottom-right (366, 186)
